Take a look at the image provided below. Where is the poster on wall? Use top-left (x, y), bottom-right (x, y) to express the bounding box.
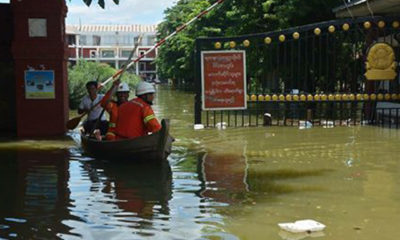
top-left (24, 70), bottom-right (55, 99)
top-left (201, 50), bottom-right (247, 110)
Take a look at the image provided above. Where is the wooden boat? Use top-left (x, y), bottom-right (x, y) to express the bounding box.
top-left (81, 119), bottom-right (173, 161)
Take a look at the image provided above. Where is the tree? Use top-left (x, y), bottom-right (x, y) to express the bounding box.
top-left (156, 0), bottom-right (343, 89)
top-left (78, 0), bottom-right (119, 9)
top-left (68, 60), bottom-right (140, 109)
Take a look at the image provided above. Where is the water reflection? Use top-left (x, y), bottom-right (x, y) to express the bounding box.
top-left (0, 149), bottom-right (72, 239)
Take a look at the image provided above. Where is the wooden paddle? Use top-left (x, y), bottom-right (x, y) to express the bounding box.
top-left (66, 35), bottom-right (143, 130)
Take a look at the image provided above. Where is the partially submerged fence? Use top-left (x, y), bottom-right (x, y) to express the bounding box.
top-left (194, 16), bottom-right (400, 128)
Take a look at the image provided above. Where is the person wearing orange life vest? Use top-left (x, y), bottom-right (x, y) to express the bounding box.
top-left (100, 80), bottom-right (130, 140)
top-left (115, 81), bottom-right (161, 139)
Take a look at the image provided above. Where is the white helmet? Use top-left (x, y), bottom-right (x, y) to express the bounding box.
top-left (136, 81), bottom-right (155, 96)
top-left (117, 82), bottom-right (130, 92)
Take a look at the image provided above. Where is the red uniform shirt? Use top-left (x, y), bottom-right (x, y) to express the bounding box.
top-left (101, 90), bottom-right (119, 140)
top-left (115, 97), bottom-right (161, 139)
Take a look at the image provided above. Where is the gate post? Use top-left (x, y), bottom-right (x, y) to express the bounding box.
top-left (11, 0), bottom-right (68, 137)
top-left (194, 38), bottom-right (202, 124)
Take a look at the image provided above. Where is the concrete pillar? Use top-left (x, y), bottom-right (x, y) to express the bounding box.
top-left (11, 0), bottom-right (69, 137)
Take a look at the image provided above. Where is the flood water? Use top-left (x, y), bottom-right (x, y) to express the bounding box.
top-left (1, 86), bottom-right (400, 240)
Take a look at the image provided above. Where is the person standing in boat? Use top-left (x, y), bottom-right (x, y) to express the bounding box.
top-left (78, 81), bottom-right (108, 135)
top-left (100, 80), bottom-right (130, 140)
top-left (114, 81), bottom-right (161, 139)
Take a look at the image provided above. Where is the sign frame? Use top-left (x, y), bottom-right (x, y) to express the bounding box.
top-left (24, 70), bottom-right (56, 99)
top-left (201, 50), bottom-right (247, 111)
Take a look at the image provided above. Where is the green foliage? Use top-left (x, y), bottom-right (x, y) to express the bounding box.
top-left (77, 0), bottom-right (119, 8)
top-left (68, 60), bottom-right (140, 109)
top-left (156, 0), bottom-right (343, 89)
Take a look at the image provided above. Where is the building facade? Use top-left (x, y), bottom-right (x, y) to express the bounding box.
top-left (66, 24), bottom-right (158, 81)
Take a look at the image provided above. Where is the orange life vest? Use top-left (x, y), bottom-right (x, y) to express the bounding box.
top-left (115, 97), bottom-right (161, 139)
top-left (101, 90), bottom-right (119, 140)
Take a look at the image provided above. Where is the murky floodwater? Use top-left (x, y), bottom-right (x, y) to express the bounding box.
top-left (1, 86), bottom-right (400, 240)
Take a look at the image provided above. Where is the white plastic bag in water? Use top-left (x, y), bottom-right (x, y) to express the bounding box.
top-left (278, 219), bottom-right (326, 233)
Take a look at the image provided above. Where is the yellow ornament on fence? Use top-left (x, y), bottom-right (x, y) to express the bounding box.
top-left (279, 94), bottom-right (285, 101)
top-left (391, 93), bottom-right (398, 100)
top-left (279, 34), bottom-right (286, 42)
top-left (314, 94), bottom-right (321, 101)
top-left (272, 94), bottom-right (278, 101)
top-left (264, 37), bottom-right (272, 44)
top-left (258, 94), bottom-right (265, 101)
top-left (384, 93), bottom-right (391, 100)
top-left (229, 41), bottom-right (236, 48)
top-left (265, 95), bottom-right (271, 101)
top-left (293, 32), bottom-right (300, 39)
top-left (307, 94), bottom-right (314, 101)
top-left (300, 94), bottom-right (306, 101)
top-left (348, 94), bottom-right (355, 101)
top-left (243, 40), bottom-right (250, 47)
top-left (321, 94), bottom-right (327, 101)
top-left (251, 94), bottom-right (257, 101)
top-left (214, 42), bottom-right (221, 49)
top-left (363, 93), bottom-right (370, 100)
top-left (342, 94), bottom-right (348, 101)
top-left (335, 94), bottom-right (342, 101)
top-left (286, 95), bottom-right (292, 101)
top-left (364, 21), bottom-right (371, 29)
top-left (378, 21), bottom-right (386, 28)
top-left (356, 94), bottom-right (362, 100)
top-left (328, 25), bottom-right (336, 33)
top-left (392, 21), bottom-right (400, 29)
top-left (293, 95), bottom-right (299, 101)
top-left (377, 93), bottom-right (384, 100)
top-left (342, 23), bottom-right (350, 31)
top-left (370, 93), bottom-right (377, 100)
top-left (314, 28), bottom-right (321, 35)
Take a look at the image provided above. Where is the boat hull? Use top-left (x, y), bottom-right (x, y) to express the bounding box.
top-left (81, 119), bottom-right (173, 161)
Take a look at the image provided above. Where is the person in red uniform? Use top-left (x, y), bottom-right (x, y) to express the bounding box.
top-left (100, 80), bottom-right (130, 140)
top-left (115, 81), bottom-right (161, 139)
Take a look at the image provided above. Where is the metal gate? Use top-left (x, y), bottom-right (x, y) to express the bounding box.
top-left (194, 16), bottom-right (400, 128)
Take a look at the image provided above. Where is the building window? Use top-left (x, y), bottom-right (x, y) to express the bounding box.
top-left (121, 50), bottom-right (132, 58)
top-left (90, 50), bottom-right (97, 58)
top-left (67, 35), bottom-right (76, 45)
top-left (139, 62), bottom-right (146, 71)
top-left (93, 35), bottom-right (101, 46)
top-left (101, 50), bottom-right (115, 58)
top-left (80, 35), bottom-right (87, 45)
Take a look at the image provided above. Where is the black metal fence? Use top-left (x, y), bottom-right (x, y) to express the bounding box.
top-left (194, 16), bottom-right (400, 128)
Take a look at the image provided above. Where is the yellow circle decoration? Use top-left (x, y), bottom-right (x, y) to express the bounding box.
top-left (328, 25), bottom-right (335, 33)
top-left (272, 94), bottom-right (278, 101)
top-left (328, 94), bottom-right (334, 101)
top-left (321, 94), bottom-right (327, 101)
top-left (335, 94), bottom-right (342, 101)
top-left (265, 95), bottom-right (271, 101)
top-left (348, 94), bottom-right (355, 101)
top-left (243, 40), bottom-right (250, 47)
top-left (384, 93), bottom-right (391, 100)
top-left (391, 93), bottom-right (398, 100)
top-left (363, 93), bottom-right (370, 100)
top-left (300, 94), bottom-right (306, 101)
top-left (229, 41), bottom-right (236, 48)
top-left (342, 94), bottom-right (348, 101)
top-left (293, 95), bottom-right (299, 101)
top-left (293, 32), bottom-right (300, 39)
top-left (392, 21), bottom-right (400, 29)
top-left (286, 95), bottom-right (292, 101)
top-left (264, 37), bottom-right (272, 44)
top-left (378, 21), bottom-right (385, 28)
top-left (307, 94), bottom-right (314, 101)
top-left (370, 93), bottom-right (377, 100)
top-left (258, 95), bottom-right (265, 101)
top-left (377, 93), bottom-right (384, 100)
top-left (364, 21), bottom-right (371, 29)
top-left (314, 94), bottom-right (321, 101)
top-left (250, 94), bottom-right (257, 101)
top-left (342, 23), bottom-right (350, 31)
top-left (279, 34), bottom-right (286, 42)
top-left (356, 94), bottom-right (362, 100)
top-left (314, 28), bottom-right (321, 35)
top-left (214, 42), bottom-right (221, 49)
top-left (279, 94), bottom-right (285, 101)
